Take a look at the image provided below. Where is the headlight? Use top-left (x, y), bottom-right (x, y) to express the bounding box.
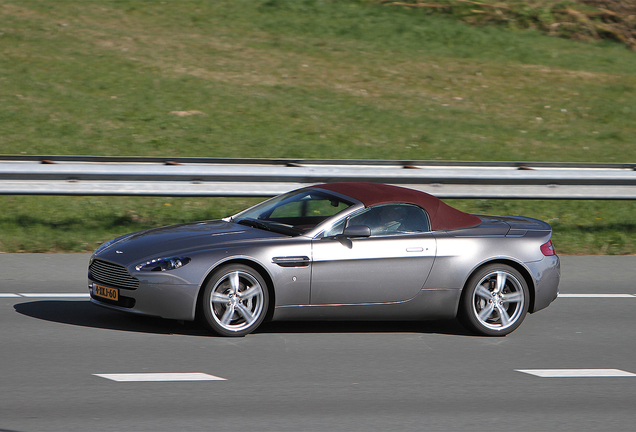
top-left (135, 257), bottom-right (191, 272)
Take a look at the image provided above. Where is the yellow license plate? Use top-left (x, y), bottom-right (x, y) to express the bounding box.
top-left (94, 284), bottom-right (119, 301)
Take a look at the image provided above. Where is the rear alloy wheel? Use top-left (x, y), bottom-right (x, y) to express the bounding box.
top-left (459, 264), bottom-right (529, 336)
top-left (202, 264), bottom-right (269, 337)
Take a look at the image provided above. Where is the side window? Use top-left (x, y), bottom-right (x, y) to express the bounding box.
top-left (348, 204), bottom-right (430, 236)
top-left (322, 218), bottom-right (347, 238)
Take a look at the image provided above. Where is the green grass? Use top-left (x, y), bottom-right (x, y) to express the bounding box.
top-left (1, 0), bottom-right (636, 253)
top-left (0, 195), bottom-right (261, 253)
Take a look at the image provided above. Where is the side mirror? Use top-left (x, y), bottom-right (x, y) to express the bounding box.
top-left (341, 225), bottom-right (371, 238)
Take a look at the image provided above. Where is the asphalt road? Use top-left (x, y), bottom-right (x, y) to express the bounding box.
top-left (1, 254), bottom-right (635, 432)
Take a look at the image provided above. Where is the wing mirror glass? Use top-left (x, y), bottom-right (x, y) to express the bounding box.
top-left (341, 225), bottom-right (371, 238)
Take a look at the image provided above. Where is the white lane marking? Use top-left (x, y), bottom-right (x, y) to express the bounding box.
top-left (517, 369), bottom-right (636, 378)
top-left (94, 373), bottom-right (226, 382)
top-left (559, 294), bottom-right (636, 298)
top-left (18, 293), bottom-right (90, 298)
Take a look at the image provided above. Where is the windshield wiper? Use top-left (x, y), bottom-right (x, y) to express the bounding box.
top-left (237, 218), bottom-right (271, 231)
top-left (236, 218), bottom-right (302, 236)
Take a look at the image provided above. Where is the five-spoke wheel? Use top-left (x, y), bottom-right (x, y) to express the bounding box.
top-left (201, 264), bottom-right (269, 337)
top-left (459, 264), bottom-right (529, 336)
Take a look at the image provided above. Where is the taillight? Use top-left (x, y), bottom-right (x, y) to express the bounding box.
top-left (541, 240), bottom-right (556, 256)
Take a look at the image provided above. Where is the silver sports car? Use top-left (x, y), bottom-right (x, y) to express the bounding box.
top-left (88, 182), bottom-right (560, 337)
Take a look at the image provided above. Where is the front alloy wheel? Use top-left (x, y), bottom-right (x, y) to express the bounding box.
top-left (202, 264), bottom-right (269, 337)
top-left (459, 264), bottom-right (529, 336)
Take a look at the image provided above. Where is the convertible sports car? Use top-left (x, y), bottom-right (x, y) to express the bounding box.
top-left (88, 182), bottom-right (560, 337)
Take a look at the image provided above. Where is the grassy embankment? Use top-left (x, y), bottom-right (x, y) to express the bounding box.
top-left (1, 0), bottom-right (635, 253)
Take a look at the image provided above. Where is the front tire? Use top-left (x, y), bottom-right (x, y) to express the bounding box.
top-left (459, 264), bottom-right (529, 336)
top-left (201, 264), bottom-right (269, 337)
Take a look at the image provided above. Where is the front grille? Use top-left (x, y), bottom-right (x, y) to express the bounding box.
top-left (90, 259), bottom-right (139, 290)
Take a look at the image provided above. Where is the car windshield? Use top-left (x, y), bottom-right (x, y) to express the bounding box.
top-left (233, 189), bottom-right (355, 236)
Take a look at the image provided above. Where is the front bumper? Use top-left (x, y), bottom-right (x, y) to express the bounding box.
top-left (88, 279), bottom-right (200, 321)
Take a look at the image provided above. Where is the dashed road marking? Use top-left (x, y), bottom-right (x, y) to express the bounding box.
top-left (94, 373), bottom-right (226, 382)
top-left (517, 369), bottom-right (636, 378)
top-left (20, 293), bottom-right (90, 298)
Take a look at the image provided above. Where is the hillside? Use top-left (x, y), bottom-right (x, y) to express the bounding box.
top-left (1, 0), bottom-right (635, 253)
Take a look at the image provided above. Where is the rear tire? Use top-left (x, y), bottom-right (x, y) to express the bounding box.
top-left (201, 264), bottom-right (269, 337)
top-left (459, 264), bottom-right (529, 336)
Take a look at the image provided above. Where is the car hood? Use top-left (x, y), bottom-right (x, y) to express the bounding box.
top-left (94, 219), bottom-right (287, 264)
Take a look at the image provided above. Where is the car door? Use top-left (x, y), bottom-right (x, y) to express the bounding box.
top-left (310, 204), bottom-right (437, 305)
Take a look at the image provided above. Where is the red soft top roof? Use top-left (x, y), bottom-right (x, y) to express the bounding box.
top-left (312, 182), bottom-right (481, 231)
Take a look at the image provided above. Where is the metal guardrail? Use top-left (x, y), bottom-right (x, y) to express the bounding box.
top-left (1, 155), bottom-right (636, 199)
